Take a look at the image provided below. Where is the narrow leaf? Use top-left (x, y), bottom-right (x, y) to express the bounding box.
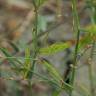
top-left (23, 47), bottom-right (31, 78)
top-left (39, 42), bottom-right (70, 55)
top-left (0, 48), bottom-right (21, 67)
top-left (40, 58), bottom-right (73, 90)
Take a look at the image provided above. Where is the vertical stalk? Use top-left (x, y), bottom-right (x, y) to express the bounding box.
top-left (27, 0), bottom-right (39, 79)
top-left (88, 0), bottom-right (95, 96)
top-left (26, 1), bottom-right (39, 95)
top-left (69, 0), bottom-right (80, 96)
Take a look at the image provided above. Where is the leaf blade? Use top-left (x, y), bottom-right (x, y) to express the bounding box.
top-left (39, 42), bottom-right (70, 55)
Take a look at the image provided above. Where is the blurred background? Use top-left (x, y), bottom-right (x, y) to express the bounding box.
top-left (0, 0), bottom-right (96, 96)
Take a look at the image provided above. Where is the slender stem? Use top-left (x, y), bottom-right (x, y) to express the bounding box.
top-left (69, 0), bottom-right (80, 96)
top-left (27, 1), bottom-right (39, 79)
top-left (30, 6), bottom-right (38, 78)
top-left (25, 1), bottom-right (39, 95)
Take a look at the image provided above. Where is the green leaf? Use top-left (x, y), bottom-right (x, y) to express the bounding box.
top-left (40, 58), bottom-right (73, 90)
top-left (84, 24), bottom-right (96, 34)
top-left (39, 42), bottom-right (70, 55)
top-left (8, 42), bottom-right (19, 52)
top-left (0, 48), bottom-right (21, 67)
top-left (23, 47), bottom-right (31, 78)
top-left (78, 24), bottom-right (96, 49)
top-left (0, 48), bottom-right (16, 67)
top-left (82, 24), bottom-right (96, 40)
top-left (78, 34), bottom-right (92, 49)
top-left (41, 58), bottom-right (62, 82)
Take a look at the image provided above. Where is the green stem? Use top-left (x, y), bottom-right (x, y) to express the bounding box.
top-left (31, 6), bottom-right (39, 77)
top-left (27, 1), bottom-right (39, 79)
top-left (69, 0), bottom-right (80, 96)
top-left (25, 1), bottom-right (39, 95)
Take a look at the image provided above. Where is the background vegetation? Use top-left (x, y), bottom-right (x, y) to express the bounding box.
top-left (0, 0), bottom-right (96, 96)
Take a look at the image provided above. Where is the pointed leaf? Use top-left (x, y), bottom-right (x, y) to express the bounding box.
top-left (39, 42), bottom-right (70, 55)
top-left (0, 48), bottom-right (21, 67)
top-left (40, 58), bottom-right (73, 90)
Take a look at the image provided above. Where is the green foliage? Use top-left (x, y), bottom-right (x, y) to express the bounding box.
top-left (9, 42), bottom-right (19, 52)
top-left (78, 34), bottom-right (92, 49)
top-left (0, 48), bottom-right (21, 67)
top-left (39, 42), bottom-right (70, 55)
top-left (40, 58), bottom-right (73, 91)
top-left (23, 47), bottom-right (31, 79)
top-left (84, 24), bottom-right (96, 35)
top-left (79, 24), bottom-right (96, 49)
top-left (40, 58), bottom-right (63, 83)
top-left (0, 0), bottom-right (96, 96)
